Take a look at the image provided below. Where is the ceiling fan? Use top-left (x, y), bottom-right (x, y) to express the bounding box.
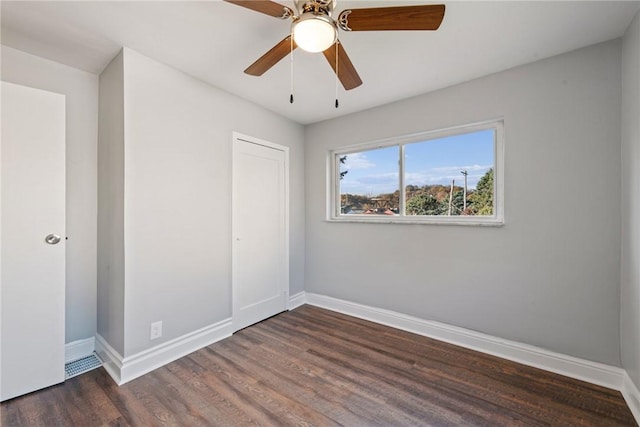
top-left (224, 0), bottom-right (445, 91)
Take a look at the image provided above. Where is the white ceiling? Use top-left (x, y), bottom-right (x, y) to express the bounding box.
top-left (2, 1), bottom-right (639, 125)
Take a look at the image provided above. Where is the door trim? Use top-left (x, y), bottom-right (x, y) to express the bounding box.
top-left (231, 132), bottom-right (290, 332)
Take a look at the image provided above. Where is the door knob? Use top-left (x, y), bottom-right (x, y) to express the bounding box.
top-left (45, 234), bottom-right (61, 245)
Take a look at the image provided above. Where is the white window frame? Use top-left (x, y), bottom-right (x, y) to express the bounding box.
top-left (327, 119), bottom-right (505, 226)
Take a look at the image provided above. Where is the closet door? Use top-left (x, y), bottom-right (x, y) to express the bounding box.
top-left (232, 133), bottom-right (289, 331)
top-left (1, 82), bottom-right (66, 401)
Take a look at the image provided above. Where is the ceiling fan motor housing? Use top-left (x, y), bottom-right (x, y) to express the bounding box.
top-left (294, 0), bottom-right (336, 16)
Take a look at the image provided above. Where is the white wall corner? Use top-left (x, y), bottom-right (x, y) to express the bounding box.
top-left (95, 334), bottom-right (125, 385)
top-left (304, 293), bottom-right (626, 391)
top-left (622, 373), bottom-right (640, 424)
top-left (65, 337), bottom-right (96, 363)
top-left (288, 291), bottom-right (307, 310)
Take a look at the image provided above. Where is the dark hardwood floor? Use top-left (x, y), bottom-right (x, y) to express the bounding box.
top-left (2, 305), bottom-right (637, 426)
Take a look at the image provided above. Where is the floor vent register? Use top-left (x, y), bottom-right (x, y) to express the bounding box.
top-left (64, 353), bottom-right (103, 379)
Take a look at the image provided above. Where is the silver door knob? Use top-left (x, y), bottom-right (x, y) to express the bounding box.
top-left (45, 234), bottom-right (61, 245)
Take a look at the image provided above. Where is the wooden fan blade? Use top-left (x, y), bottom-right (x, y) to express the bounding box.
top-left (338, 5), bottom-right (445, 31)
top-left (224, 0), bottom-right (292, 19)
top-left (245, 35), bottom-right (297, 76)
top-left (322, 41), bottom-right (362, 91)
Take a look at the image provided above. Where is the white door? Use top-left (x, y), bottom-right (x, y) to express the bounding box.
top-left (232, 133), bottom-right (288, 331)
top-left (1, 82), bottom-right (66, 401)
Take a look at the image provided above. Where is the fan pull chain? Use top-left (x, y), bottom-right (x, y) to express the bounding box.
top-left (335, 41), bottom-right (339, 108)
top-left (290, 34), bottom-right (294, 104)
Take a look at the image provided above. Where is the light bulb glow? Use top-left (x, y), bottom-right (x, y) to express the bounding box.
top-left (292, 15), bottom-right (337, 53)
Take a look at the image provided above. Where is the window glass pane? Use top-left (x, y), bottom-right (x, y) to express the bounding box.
top-left (404, 129), bottom-right (495, 216)
top-left (339, 146), bottom-right (399, 215)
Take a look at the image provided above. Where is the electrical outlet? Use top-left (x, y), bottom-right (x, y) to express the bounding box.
top-left (150, 321), bottom-right (162, 340)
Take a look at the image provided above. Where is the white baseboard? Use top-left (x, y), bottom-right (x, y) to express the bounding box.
top-left (96, 318), bottom-right (233, 385)
top-left (622, 373), bottom-right (640, 422)
top-left (301, 292), bottom-right (625, 391)
top-left (288, 291), bottom-right (306, 310)
top-left (65, 337), bottom-right (95, 363)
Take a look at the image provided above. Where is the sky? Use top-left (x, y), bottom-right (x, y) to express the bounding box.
top-left (339, 129), bottom-right (494, 196)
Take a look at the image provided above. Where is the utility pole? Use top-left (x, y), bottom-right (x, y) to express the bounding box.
top-left (448, 179), bottom-right (455, 216)
top-left (461, 170), bottom-right (468, 213)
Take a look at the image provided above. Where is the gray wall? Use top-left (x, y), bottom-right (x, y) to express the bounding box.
top-left (1, 46), bottom-right (98, 344)
top-left (97, 51), bottom-right (126, 355)
top-left (621, 10), bottom-right (640, 389)
top-left (305, 40), bottom-right (622, 366)
top-left (100, 48), bottom-right (304, 357)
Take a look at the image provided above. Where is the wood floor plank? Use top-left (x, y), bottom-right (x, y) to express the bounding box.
top-left (260, 313), bottom-right (539, 424)
top-left (238, 327), bottom-right (389, 424)
top-left (57, 369), bottom-right (124, 425)
top-left (285, 306), bottom-right (635, 425)
top-left (218, 330), bottom-right (392, 426)
top-left (1, 305), bottom-right (637, 426)
top-left (248, 320), bottom-right (478, 425)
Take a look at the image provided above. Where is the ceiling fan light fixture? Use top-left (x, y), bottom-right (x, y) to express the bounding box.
top-left (292, 13), bottom-right (337, 53)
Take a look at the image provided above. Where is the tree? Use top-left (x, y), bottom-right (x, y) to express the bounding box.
top-left (406, 194), bottom-right (440, 216)
top-left (339, 155), bottom-right (348, 180)
top-left (440, 191), bottom-right (467, 216)
top-left (469, 168), bottom-right (493, 215)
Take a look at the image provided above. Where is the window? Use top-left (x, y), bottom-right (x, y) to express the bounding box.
top-left (329, 120), bottom-right (504, 225)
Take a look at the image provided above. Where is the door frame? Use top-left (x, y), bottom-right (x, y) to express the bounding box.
top-left (231, 132), bottom-right (290, 332)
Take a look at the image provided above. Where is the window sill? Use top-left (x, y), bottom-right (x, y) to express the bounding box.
top-left (326, 216), bottom-right (504, 226)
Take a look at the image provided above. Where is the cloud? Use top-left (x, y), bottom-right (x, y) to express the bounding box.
top-left (357, 172), bottom-right (398, 185)
top-left (341, 152), bottom-right (375, 170)
top-left (429, 164), bottom-right (493, 173)
top-left (341, 172), bottom-right (399, 195)
top-left (341, 161), bottom-right (493, 195)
